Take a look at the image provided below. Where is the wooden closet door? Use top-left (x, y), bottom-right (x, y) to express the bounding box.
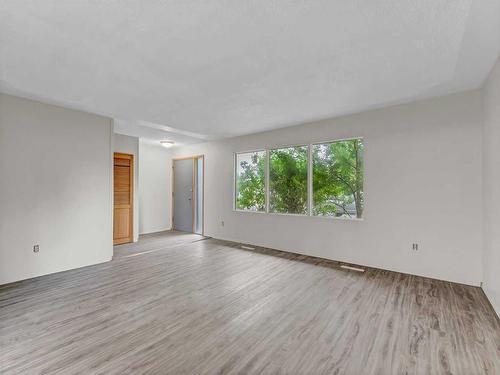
top-left (113, 153), bottom-right (133, 245)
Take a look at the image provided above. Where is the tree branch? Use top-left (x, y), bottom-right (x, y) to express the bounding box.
top-left (332, 172), bottom-right (357, 196)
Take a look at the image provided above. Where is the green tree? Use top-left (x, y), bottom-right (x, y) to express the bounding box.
top-left (269, 146), bottom-right (308, 214)
top-left (313, 139), bottom-right (364, 218)
top-left (236, 152), bottom-right (265, 211)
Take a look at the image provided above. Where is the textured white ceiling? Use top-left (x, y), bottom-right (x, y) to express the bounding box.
top-left (113, 119), bottom-right (210, 146)
top-left (1, 1), bottom-right (499, 140)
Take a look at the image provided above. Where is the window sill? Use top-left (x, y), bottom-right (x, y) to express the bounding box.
top-left (312, 215), bottom-right (364, 222)
top-left (233, 209), bottom-right (364, 221)
top-left (234, 209), bottom-right (266, 214)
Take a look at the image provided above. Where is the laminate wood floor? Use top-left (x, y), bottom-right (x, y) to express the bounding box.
top-left (1, 231), bottom-right (499, 375)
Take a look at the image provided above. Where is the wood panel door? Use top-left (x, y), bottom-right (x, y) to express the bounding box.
top-left (113, 153), bottom-right (133, 245)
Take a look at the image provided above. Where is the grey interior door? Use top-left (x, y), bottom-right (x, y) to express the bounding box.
top-left (173, 159), bottom-right (193, 232)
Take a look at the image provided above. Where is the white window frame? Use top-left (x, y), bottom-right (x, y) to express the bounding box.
top-left (233, 137), bottom-right (364, 220)
top-left (310, 137), bottom-right (364, 221)
top-left (234, 149), bottom-right (267, 213)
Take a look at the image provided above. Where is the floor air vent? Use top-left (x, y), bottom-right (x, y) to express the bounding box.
top-left (340, 264), bottom-right (365, 272)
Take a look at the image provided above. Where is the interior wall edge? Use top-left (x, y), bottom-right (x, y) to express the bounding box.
top-left (481, 55), bottom-right (500, 320)
top-left (138, 141), bottom-right (172, 234)
top-left (482, 286), bottom-right (500, 318)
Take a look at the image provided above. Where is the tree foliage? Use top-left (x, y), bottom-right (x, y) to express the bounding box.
top-left (313, 139), bottom-right (364, 218)
top-left (269, 146), bottom-right (308, 214)
top-left (235, 151), bottom-right (265, 211)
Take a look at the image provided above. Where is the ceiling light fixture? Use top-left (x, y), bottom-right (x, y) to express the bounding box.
top-left (160, 140), bottom-right (175, 148)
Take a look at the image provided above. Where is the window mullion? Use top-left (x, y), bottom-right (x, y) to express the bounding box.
top-left (308, 144), bottom-right (313, 216)
top-left (233, 153), bottom-right (237, 210)
top-left (265, 150), bottom-right (270, 213)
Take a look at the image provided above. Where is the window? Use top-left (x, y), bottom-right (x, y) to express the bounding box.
top-left (269, 145), bottom-right (308, 214)
top-left (312, 138), bottom-right (364, 218)
top-left (234, 138), bottom-right (364, 219)
top-left (235, 151), bottom-right (266, 211)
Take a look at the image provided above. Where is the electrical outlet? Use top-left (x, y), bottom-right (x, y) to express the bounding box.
top-left (412, 243), bottom-right (419, 251)
top-left (33, 244), bottom-right (40, 253)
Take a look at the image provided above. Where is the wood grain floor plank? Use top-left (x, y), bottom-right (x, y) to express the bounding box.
top-left (0, 231), bottom-right (498, 374)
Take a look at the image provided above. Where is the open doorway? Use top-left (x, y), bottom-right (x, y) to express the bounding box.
top-left (172, 155), bottom-right (204, 235)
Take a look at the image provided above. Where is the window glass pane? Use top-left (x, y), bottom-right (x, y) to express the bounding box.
top-left (235, 151), bottom-right (266, 211)
top-left (269, 146), bottom-right (308, 214)
top-left (313, 139), bottom-right (364, 218)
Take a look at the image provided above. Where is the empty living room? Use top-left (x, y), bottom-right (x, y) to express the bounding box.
top-left (1, 1), bottom-right (499, 374)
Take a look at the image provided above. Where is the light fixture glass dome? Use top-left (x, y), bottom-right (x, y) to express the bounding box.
top-left (160, 140), bottom-right (175, 148)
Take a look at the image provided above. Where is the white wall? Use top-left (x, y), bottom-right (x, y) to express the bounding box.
top-left (482, 57), bottom-right (500, 316)
top-left (172, 91), bottom-right (483, 286)
top-left (138, 140), bottom-right (172, 234)
top-left (0, 94), bottom-right (113, 285)
top-left (113, 133), bottom-right (139, 242)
